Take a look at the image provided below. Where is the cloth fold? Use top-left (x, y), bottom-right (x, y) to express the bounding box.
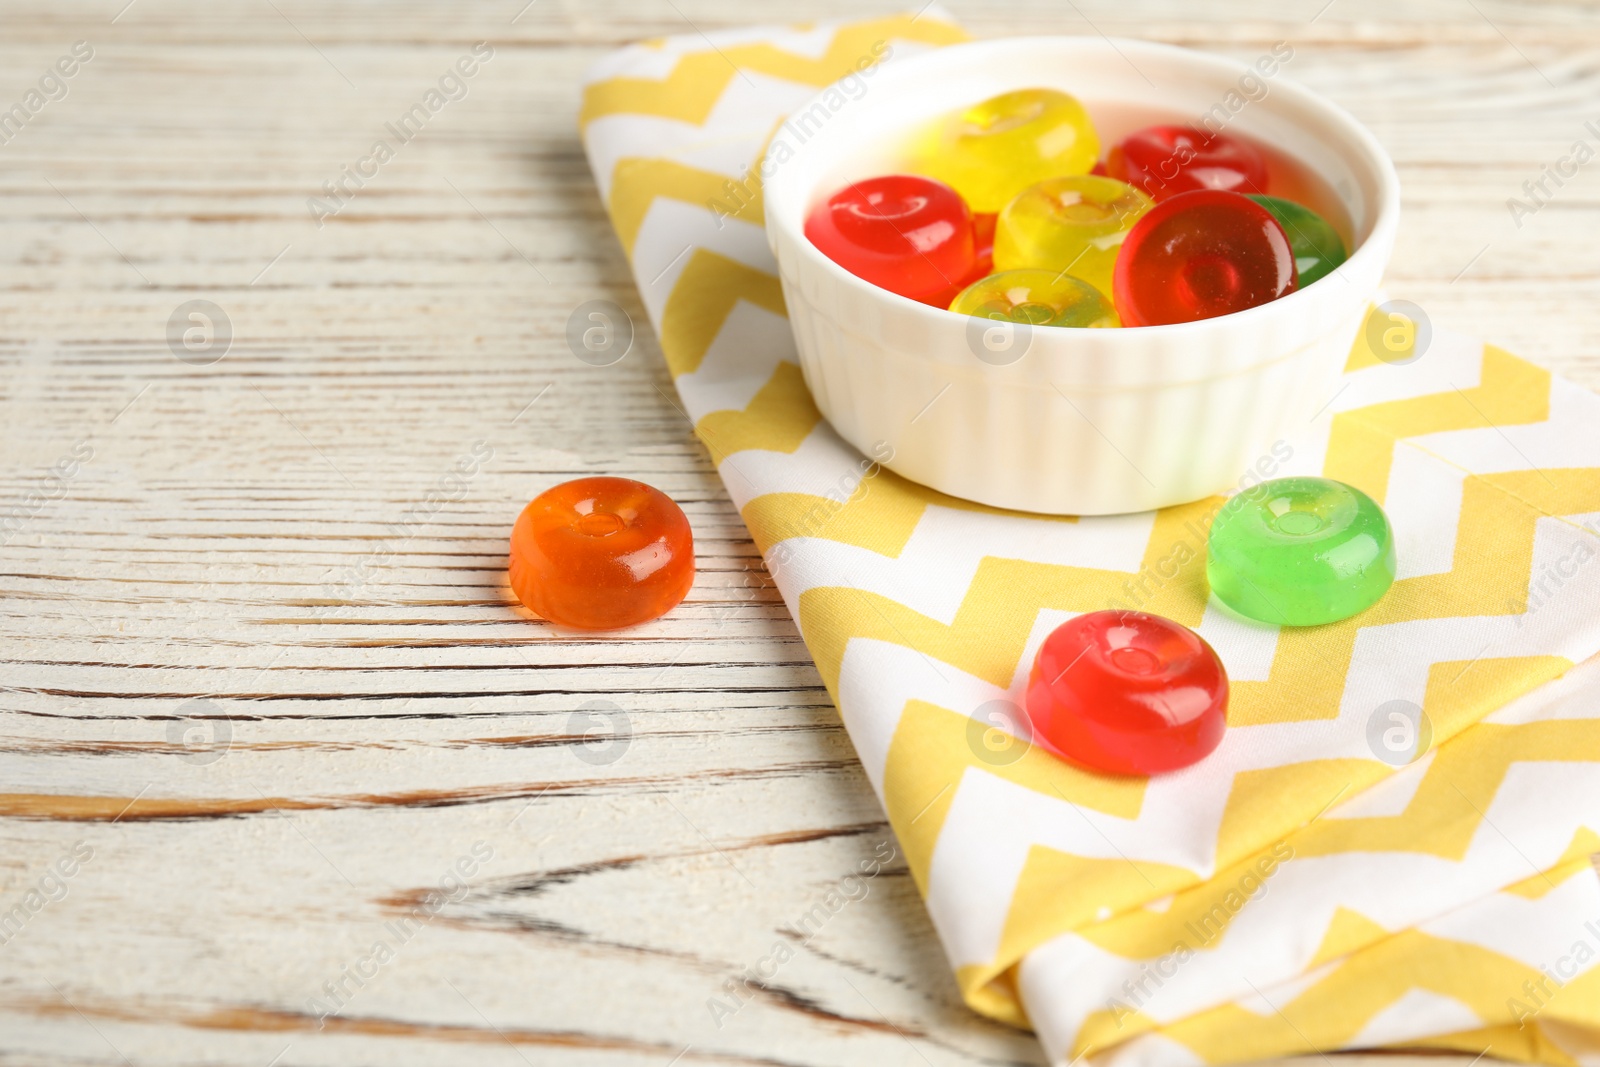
top-left (579, 13), bottom-right (1600, 1064)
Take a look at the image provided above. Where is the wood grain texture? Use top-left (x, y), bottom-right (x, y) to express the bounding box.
top-left (1, 0), bottom-right (1596, 1063)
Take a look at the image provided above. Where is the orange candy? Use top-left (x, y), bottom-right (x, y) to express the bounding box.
top-left (509, 477), bottom-right (694, 630)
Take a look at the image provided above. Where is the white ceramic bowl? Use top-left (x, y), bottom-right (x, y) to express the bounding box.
top-left (762, 36), bottom-right (1399, 515)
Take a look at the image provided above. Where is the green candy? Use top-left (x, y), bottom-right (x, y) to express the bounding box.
top-left (1248, 194), bottom-right (1348, 287)
top-left (1206, 477), bottom-right (1396, 627)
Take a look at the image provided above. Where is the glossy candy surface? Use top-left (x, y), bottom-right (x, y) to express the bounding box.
top-left (1107, 125), bottom-right (1268, 201)
top-left (1207, 477), bottom-right (1396, 626)
top-left (805, 175), bottom-right (976, 306)
top-left (916, 89), bottom-right (1099, 213)
top-left (926, 211), bottom-right (999, 311)
top-left (970, 211), bottom-right (997, 278)
top-left (1025, 610), bottom-right (1228, 776)
top-left (994, 175), bottom-right (1154, 298)
top-left (509, 477), bottom-right (695, 630)
top-left (949, 269), bottom-right (1117, 327)
top-left (1112, 190), bottom-right (1297, 326)
top-left (1247, 194), bottom-right (1348, 287)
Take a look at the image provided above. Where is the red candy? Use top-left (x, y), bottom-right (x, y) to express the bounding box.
top-left (805, 174), bottom-right (977, 307)
top-left (922, 210), bottom-right (998, 309)
top-left (1107, 125), bottom-right (1268, 202)
top-left (1025, 610), bottom-right (1227, 776)
top-left (971, 211), bottom-right (997, 278)
top-left (509, 477), bottom-right (694, 630)
top-left (1112, 190), bottom-right (1297, 326)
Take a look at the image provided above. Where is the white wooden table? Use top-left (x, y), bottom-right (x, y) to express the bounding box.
top-left (2, 1), bottom-right (1594, 1063)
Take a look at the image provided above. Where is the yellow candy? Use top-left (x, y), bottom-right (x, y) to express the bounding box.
top-left (949, 269), bottom-right (1118, 328)
top-left (915, 89), bottom-right (1100, 214)
top-left (994, 176), bottom-right (1153, 299)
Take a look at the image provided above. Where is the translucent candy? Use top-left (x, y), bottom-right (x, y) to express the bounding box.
top-left (804, 174), bottom-right (976, 306)
top-left (949, 269), bottom-right (1117, 328)
top-left (994, 175), bottom-right (1153, 298)
top-left (914, 88), bottom-right (1099, 214)
top-left (1206, 476), bottom-right (1396, 626)
top-left (1113, 190), bottom-right (1297, 326)
top-left (1025, 610), bottom-right (1228, 776)
top-left (1107, 125), bottom-right (1268, 201)
top-left (509, 477), bottom-right (695, 630)
top-left (1247, 194), bottom-right (1348, 287)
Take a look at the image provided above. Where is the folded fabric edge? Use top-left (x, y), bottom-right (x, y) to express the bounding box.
top-left (1012, 659), bottom-right (1600, 1063)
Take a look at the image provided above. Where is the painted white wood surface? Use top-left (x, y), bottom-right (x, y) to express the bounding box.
top-left (2, 1), bottom-right (1595, 1063)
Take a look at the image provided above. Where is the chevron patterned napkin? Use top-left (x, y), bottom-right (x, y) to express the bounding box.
top-left (580, 13), bottom-right (1600, 1064)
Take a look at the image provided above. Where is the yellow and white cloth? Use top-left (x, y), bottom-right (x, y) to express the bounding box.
top-left (580, 13), bottom-right (1600, 1064)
